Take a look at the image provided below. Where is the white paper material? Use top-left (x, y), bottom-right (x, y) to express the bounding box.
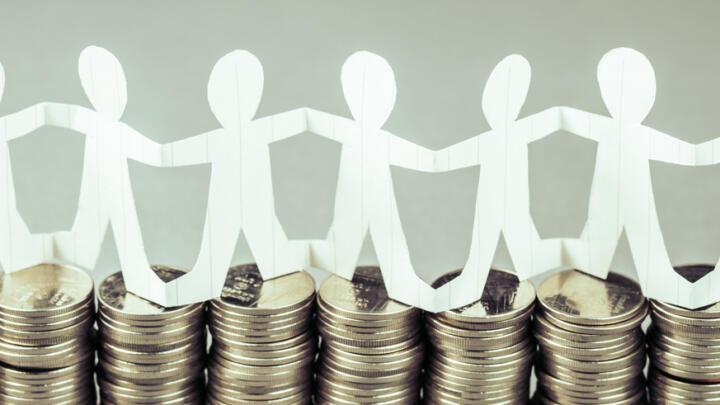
top-left (1, 45), bottom-right (720, 311)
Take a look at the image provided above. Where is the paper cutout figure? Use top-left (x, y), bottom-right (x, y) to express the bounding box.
top-left (302, 51), bottom-right (444, 309)
top-left (2, 45), bottom-right (720, 311)
top-left (50, 47), bottom-right (169, 304)
top-left (156, 50), bottom-right (313, 304)
top-left (424, 55), bottom-right (569, 306)
top-left (0, 47), bottom-right (168, 304)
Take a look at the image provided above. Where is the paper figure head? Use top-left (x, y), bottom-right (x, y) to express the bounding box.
top-left (597, 47), bottom-right (656, 124)
top-left (341, 51), bottom-right (396, 130)
top-left (482, 54), bottom-right (531, 129)
top-left (78, 46), bottom-right (127, 122)
top-left (207, 50), bottom-right (264, 130)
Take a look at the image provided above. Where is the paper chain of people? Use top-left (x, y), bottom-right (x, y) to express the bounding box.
top-left (1, 45), bottom-right (719, 312)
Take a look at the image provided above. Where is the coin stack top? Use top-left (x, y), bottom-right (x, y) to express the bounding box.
top-left (97, 266), bottom-right (206, 405)
top-left (315, 266), bottom-right (423, 405)
top-left (424, 268), bottom-right (536, 405)
top-left (648, 264), bottom-right (720, 403)
top-left (534, 270), bottom-right (648, 405)
top-left (0, 263), bottom-right (95, 404)
top-left (207, 264), bottom-right (316, 405)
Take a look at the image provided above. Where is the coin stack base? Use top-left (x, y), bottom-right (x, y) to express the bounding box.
top-left (424, 268), bottom-right (536, 405)
top-left (207, 264), bottom-right (316, 405)
top-left (0, 264), bottom-right (95, 405)
top-left (97, 266), bottom-right (206, 405)
top-left (648, 264), bottom-right (720, 404)
top-left (315, 266), bottom-right (423, 405)
top-left (534, 270), bottom-right (648, 405)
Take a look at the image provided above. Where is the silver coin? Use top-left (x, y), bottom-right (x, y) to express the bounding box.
top-left (431, 268), bottom-right (536, 324)
top-left (317, 266), bottom-right (419, 321)
top-left (537, 269), bottom-right (646, 326)
top-left (98, 267), bottom-right (202, 321)
top-left (0, 263), bottom-right (93, 316)
top-left (212, 264), bottom-right (315, 315)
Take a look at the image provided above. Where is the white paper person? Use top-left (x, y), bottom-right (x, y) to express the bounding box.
top-left (421, 55), bottom-right (591, 310)
top-left (300, 51), bottom-right (454, 310)
top-left (157, 50), bottom-right (323, 305)
top-left (555, 47), bottom-right (720, 308)
top-left (0, 47), bottom-right (167, 304)
top-left (50, 47), bottom-right (170, 303)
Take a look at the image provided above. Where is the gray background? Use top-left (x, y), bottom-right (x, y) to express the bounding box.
top-left (1, 0), bottom-right (719, 288)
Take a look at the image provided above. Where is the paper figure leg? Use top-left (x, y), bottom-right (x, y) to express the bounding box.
top-left (239, 144), bottom-right (305, 282)
top-left (53, 216), bottom-right (109, 272)
top-left (445, 210), bottom-right (502, 310)
top-left (163, 171), bottom-right (242, 305)
top-left (242, 211), bottom-right (304, 283)
top-left (314, 150), bottom-right (367, 281)
top-left (0, 208), bottom-right (51, 272)
top-left (503, 210), bottom-right (563, 280)
top-left (367, 184), bottom-right (445, 312)
top-left (320, 225), bottom-right (367, 281)
top-left (625, 190), bottom-right (720, 308)
top-left (444, 166), bottom-right (504, 301)
top-left (52, 137), bottom-right (109, 271)
top-left (561, 159), bottom-right (623, 278)
top-left (561, 224), bottom-right (619, 279)
top-left (110, 170), bottom-right (169, 305)
top-left (413, 168), bottom-right (506, 310)
top-left (0, 139), bottom-right (53, 271)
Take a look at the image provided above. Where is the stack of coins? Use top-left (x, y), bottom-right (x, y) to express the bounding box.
top-left (206, 264), bottom-right (316, 404)
top-left (534, 270), bottom-right (648, 405)
top-left (315, 266), bottom-right (424, 405)
top-left (424, 268), bottom-right (536, 405)
top-left (0, 263), bottom-right (95, 404)
top-left (97, 266), bottom-right (206, 405)
top-left (648, 264), bottom-right (720, 403)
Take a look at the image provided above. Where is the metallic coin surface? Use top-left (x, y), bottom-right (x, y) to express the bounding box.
top-left (432, 268), bottom-right (536, 322)
top-left (537, 269), bottom-right (646, 326)
top-left (0, 263), bottom-right (95, 404)
top-left (533, 270), bottom-right (647, 405)
top-left (316, 266), bottom-right (422, 403)
top-left (96, 266), bottom-right (205, 404)
top-left (423, 268), bottom-right (535, 404)
top-left (318, 266), bottom-right (418, 320)
top-left (648, 266), bottom-right (720, 401)
top-left (207, 264), bottom-right (315, 404)
top-left (215, 264), bottom-right (315, 313)
top-left (98, 266), bottom-right (195, 317)
top-left (0, 264), bottom-right (93, 314)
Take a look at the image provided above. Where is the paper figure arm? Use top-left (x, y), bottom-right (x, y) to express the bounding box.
top-left (258, 107), bottom-right (352, 146)
top-left (432, 130), bottom-right (493, 172)
top-left (694, 137), bottom-right (720, 166)
top-left (304, 108), bottom-right (352, 144)
top-left (160, 129), bottom-right (224, 167)
top-left (119, 123), bottom-right (163, 167)
top-left (559, 107), bottom-right (605, 142)
top-left (648, 127), bottom-right (720, 166)
top-left (522, 106), bottom-right (604, 143)
top-left (386, 132), bottom-right (435, 172)
top-left (2, 102), bottom-right (97, 141)
top-left (1, 103), bottom-right (51, 141)
top-left (253, 108), bottom-right (308, 144)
